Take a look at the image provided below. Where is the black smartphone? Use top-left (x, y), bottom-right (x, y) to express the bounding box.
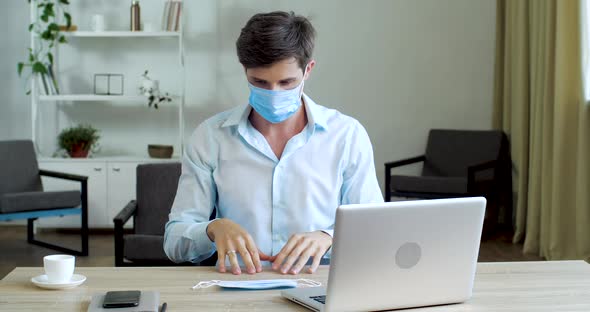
top-left (102, 290), bottom-right (141, 308)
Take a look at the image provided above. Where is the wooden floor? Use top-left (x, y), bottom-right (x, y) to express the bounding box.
top-left (0, 225), bottom-right (543, 280)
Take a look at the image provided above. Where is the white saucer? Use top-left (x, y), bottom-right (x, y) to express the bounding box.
top-left (31, 274), bottom-right (86, 290)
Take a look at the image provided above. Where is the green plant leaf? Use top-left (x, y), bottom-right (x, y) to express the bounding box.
top-left (41, 30), bottom-right (51, 40)
top-left (28, 23), bottom-right (35, 32)
top-left (29, 52), bottom-right (34, 62)
top-left (45, 3), bottom-right (54, 17)
top-left (40, 14), bottom-right (48, 23)
top-left (59, 36), bottom-right (67, 43)
top-left (48, 52), bottom-right (53, 64)
top-left (64, 12), bottom-right (72, 28)
top-left (48, 23), bottom-right (59, 31)
top-left (26, 90), bottom-right (31, 95)
top-left (32, 62), bottom-right (48, 75)
top-left (60, 0), bottom-right (70, 4)
top-left (17, 63), bottom-right (24, 76)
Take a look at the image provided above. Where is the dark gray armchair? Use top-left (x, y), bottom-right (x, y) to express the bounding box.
top-left (114, 163), bottom-right (179, 266)
top-left (0, 140), bottom-right (88, 256)
top-left (385, 129), bottom-right (513, 235)
top-left (113, 162), bottom-right (217, 266)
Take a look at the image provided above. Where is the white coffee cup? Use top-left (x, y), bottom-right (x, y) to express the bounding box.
top-left (43, 254), bottom-right (75, 283)
top-left (91, 14), bottom-right (106, 32)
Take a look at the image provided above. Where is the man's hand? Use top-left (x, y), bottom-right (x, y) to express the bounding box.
top-left (206, 219), bottom-right (272, 275)
top-left (271, 231), bottom-right (332, 274)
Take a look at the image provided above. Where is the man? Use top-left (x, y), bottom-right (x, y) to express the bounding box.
top-left (164, 11), bottom-right (382, 275)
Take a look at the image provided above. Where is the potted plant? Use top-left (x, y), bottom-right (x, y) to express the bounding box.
top-left (58, 124), bottom-right (100, 158)
top-left (17, 0), bottom-right (73, 95)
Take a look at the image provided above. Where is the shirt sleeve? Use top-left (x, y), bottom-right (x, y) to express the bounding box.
top-left (323, 120), bottom-right (383, 259)
top-left (163, 127), bottom-right (218, 263)
top-left (340, 120), bottom-right (384, 205)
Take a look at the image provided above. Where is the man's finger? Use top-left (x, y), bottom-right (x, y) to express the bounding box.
top-left (245, 236), bottom-right (262, 273)
top-left (217, 247), bottom-right (227, 273)
top-left (259, 250), bottom-right (276, 262)
top-left (238, 245), bottom-right (256, 274)
top-left (272, 234), bottom-right (302, 270)
top-left (308, 249), bottom-right (324, 273)
top-left (227, 248), bottom-right (241, 275)
top-left (291, 246), bottom-right (315, 274)
top-left (280, 239), bottom-right (310, 274)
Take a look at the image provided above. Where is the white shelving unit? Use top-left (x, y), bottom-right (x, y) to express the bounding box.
top-left (27, 3), bottom-right (186, 229)
top-left (39, 94), bottom-right (180, 102)
top-left (30, 11), bottom-right (186, 159)
top-left (65, 31), bottom-right (180, 38)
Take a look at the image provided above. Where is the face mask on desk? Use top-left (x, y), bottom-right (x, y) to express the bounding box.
top-left (192, 278), bottom-right (321, 290)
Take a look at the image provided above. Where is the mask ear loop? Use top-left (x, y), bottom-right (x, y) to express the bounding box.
top-left (300, 64), bottom-right (308, 98)
top-left (297, 279), bottom-right (322, 288)
top-left (192, 280), bottom-right (221, 289)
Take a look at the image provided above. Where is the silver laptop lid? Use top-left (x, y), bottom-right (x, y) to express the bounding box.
top-left (324, 197), bottom-right (486, 312)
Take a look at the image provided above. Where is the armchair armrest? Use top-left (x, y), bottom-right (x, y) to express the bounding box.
top-left (467, 159), bottom-right (499, 193)
top-left (384, 155), bottom-right (426, 201)
top-left (114, 200), bottom-right (137, 228)
top-left (114, 200), bottom-right (137, 267)
top-left (384, 155), bottom-right (426, 171)
top-left (39, 169), bottom-right (88, 182)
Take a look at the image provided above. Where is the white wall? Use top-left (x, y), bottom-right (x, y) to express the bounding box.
top-left (0, 0), bottom-right (496, 193)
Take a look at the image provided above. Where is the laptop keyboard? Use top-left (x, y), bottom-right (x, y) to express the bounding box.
top-left (310, 295), bottom-right (326, 304)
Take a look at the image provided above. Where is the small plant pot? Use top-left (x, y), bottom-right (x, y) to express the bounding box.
top-left (68, 142), bottom-right (90, 158)
top-left (148, 144), bottom-right (173, 158)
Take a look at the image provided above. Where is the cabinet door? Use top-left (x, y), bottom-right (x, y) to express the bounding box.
top-left (38, 161), bottom-right (108, 228)
top-left (107, 162), bottom-right (138, 229)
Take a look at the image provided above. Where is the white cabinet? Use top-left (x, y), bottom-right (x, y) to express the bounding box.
top-left (38, 158), bottom-right (176, 229)
top-left (107, 162), bottom-right (138, 229)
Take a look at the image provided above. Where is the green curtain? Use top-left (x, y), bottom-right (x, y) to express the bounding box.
top-left (494, 0), bottom-right (590, 260)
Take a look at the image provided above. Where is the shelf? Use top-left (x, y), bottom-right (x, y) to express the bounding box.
top-left (64, 31), bottom-right (181, 38)
top-left (39, 94), bottom-right (178, 102)
top-left (38, 156), bottom-right (180, 162)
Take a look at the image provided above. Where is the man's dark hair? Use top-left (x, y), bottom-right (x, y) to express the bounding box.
top-left (236, 11), bottom-right (316, 70)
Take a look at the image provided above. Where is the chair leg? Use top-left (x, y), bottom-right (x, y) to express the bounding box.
top-left (385, 177), bottom-right (391, 202)
top-left (27, 218), bottom-right (37, 243)
top-left (80, 180), bottom-right (89, 256)
top-left (114, 222), bottom-right (125, 267)
top-left (482, 195), bottom-right (500, 240)
top-left (27, 180), bottom-right (89, 256)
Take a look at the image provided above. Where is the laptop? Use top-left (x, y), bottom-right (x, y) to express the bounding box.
top-left (281, 197), bottom-right (486, 312)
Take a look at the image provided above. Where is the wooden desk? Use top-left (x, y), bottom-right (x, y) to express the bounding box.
top-left (1, 261), bottom-right (589, 311)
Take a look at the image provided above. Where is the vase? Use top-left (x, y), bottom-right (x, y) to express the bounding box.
top-left (69, 142), bottom-right (90, 158)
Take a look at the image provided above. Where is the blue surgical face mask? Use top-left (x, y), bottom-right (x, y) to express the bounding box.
top-left (192, 278), bottom-right (321, 290)
top-left (248, 79), bottom-right (305, 124)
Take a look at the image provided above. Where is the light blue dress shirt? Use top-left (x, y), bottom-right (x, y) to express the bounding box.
top-left (164, 94), bottom-right (383, 264)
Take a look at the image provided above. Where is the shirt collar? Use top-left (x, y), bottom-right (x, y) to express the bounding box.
top-left (220, 93), bottom-right (329, 131)
top-left (303, 93), bottom-right (329, 131)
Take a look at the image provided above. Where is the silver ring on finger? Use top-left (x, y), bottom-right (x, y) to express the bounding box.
top-left (226, 250), bottom-right (236, 256)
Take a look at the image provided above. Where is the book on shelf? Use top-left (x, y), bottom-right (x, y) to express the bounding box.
top-left (162, 0), bottom-right (182, 32)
